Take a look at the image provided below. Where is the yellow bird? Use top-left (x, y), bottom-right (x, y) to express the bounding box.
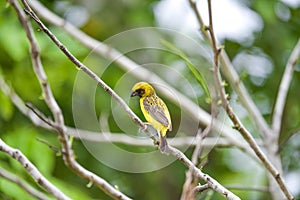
top-left (130, 82), bottom-right (172, 152)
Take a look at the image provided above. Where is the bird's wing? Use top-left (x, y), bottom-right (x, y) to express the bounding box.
top-left (143, 96), bottom-right (170, 127)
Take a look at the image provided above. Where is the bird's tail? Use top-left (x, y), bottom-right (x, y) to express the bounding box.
top-left (159, 134), bottom-right (169, 153)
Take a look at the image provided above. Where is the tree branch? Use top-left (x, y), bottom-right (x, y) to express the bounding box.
top-left (204, 0), bottom-right (294, 199)
top-left (0, 166), bottom-right (49, 200)
top-left (169, 146), bottom-right (240, 200)
top-left (193, 183), bottom-right (210, 193)
top-left (181, 86), bottom-right (218, 200)
top-left (267, 38), bottom-right (300, 200)
top-left (272, 38), bottom-right (300, 135)
top-left (0, 139), bottom-right (70, 200)
top-left (188, 0), bottom-right (271, 138)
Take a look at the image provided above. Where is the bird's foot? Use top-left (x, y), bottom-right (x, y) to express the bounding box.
top-left (139, 122), bottom-right (151, 132)
top-left (159, 144), bottom-right (170, 155)
top-left (139, 123), bottom-right (160, 144)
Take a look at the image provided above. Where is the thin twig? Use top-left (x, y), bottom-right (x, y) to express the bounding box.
top-left (168, 146), bottom-right (240, 200)
top-left (279, 128), bottom-right (300, 152)
top-left (8, 0), bottom-right (71, 160)
top-left (19, 1), bottom-right (240, 199)
top-left (204, 0), bottom-right (294, 199)
top-left (0, 75), bottom-right (53, 130)
top-left (0, 139), bottom-right (70, 200)
top-left (0, 166), bottom-right (49, 200)
top-left (180, 130), bottom-right (202, 200)
top-left (267, 38), bottom-right (300, 200)
top-left (181, 85), bottom-right (218, 200)
top-left (25, 102), bottom-right (54, 127)
top-left (188, 0), bottom-right (270, 138)
top-left (193, 183), bottom-right (210, 193)
top-left (272, 38), bottom-right (300, 135)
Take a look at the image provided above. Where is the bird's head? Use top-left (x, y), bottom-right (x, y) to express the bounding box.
top-left (130, 82), bottom-right (155, 98)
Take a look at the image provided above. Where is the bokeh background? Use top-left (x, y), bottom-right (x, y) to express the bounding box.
top-left (0, 0), bottom-right (300, 199)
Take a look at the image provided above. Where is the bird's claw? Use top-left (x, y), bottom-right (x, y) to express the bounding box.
top-left (139, 123), bottom-right (160, 145)
top-left (139, 122), bottom-right (151, 132)
top-left (159, 144), bottom-right (170, 155)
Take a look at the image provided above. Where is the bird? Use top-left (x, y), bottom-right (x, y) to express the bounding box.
top-left (130, 82), bottom-right (172, 153)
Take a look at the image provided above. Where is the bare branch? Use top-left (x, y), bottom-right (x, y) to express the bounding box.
top-left (268, 38), bottom-right (300, 200)
top-left (193, 183), bottom-right (210, 193)
top-left (0, 166), bottom-right (49, 200)
top-left (7, 0), bottom-right (71, 159)
top-left (181, 86), bottom-right (218, 200)
top-left (272, 38), bottom-right (300, 135)
top-left (204, 0), bottom-right (294, 199)
top-left (188, 0), bottom-right (271, 138)
top-left (168, 146), bottom-right (240, 200)
top-left (0, 74), bottom-right (54, 131)
top-left (180, 130), bottom-right (203, 200)
top-left (191, 86), bottom-right (218, 164)
top-left (0, 139), bottom-right (70, 200)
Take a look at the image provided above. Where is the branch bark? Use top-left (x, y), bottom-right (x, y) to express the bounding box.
top-left (181, 86), bottom-right (218, 200)
top-left (188, 0), bottom-right (271, 139)
top-left (0, 166), bottom-right (49, 200)
top-left (272, 38), bottom-right (300, 135)
top-left (203, 0), bottom-right (294, 199)
top-left (267, 38), bottom-right (300, 200)
top-left (168, 146), bottom-right (240, 200)
top-left (0, 139), bottom-right (70, 200)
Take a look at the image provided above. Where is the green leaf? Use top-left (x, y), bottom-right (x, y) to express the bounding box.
top-left (160, 39), bottom-right (211, 101)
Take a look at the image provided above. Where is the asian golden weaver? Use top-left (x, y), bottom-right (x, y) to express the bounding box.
top-left (130, 82), bottom-right (172, 152)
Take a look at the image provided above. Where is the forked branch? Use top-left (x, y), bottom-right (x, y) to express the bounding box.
top-left (204, 0), bottom-right (294, 199)
top-left (0, 139), bottom-right (70, 200)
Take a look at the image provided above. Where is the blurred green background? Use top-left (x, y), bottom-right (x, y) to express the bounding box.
top-left (0, 0), bottom-right (300, 199)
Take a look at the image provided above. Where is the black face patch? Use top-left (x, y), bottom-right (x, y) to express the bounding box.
top-left (136, 89), bottom-right (145, 97)
top-left (131, 88), bottom-right (145, 97)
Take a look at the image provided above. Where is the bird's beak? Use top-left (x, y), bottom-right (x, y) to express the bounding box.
top-left (130, 91), bottom-right (138, 97)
